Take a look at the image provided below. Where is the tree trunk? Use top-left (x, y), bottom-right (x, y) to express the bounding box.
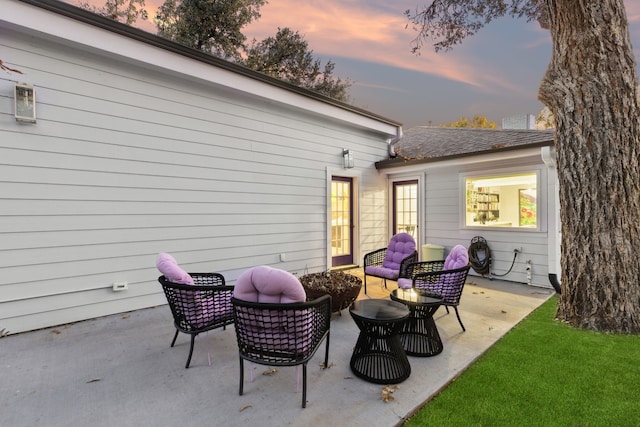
top-left (539, 0), bottom-right (640, 333)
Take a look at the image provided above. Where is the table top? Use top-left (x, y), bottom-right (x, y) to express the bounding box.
top-left (391, 288), bottom-right (443, 306)
top-left (350, 299), bottom-right (409, 322)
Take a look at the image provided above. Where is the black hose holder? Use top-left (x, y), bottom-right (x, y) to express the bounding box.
top-left (468, 236), bottom-right (491, 275)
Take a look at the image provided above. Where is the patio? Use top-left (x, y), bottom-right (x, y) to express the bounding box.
top-left (0, 270), bottom-right (554, 427)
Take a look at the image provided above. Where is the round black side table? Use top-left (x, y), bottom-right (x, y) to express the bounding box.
top-left (390, 288), bottom-right (444, 357)
top-left (349, 299), bottom-right (411, 384)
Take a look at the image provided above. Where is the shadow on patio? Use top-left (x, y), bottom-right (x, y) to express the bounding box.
top-left (0, 270), bottom-right (554, 427)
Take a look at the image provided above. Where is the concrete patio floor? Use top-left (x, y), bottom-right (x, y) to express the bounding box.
top-left (1, 270), bottom-right (554, 427)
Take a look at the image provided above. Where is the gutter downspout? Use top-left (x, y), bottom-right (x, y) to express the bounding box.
top-left (541, 146), bottom-right (562, 294)
top-left (388, 129), bottom-right (402, 158)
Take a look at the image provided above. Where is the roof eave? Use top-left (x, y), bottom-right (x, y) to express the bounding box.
top-left (375, 140), bottom-right (555, 170)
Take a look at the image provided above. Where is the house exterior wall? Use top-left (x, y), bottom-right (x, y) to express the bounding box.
top-left (383, 149), bottom-right (556, 289)
top-left (358, 169), bottom-right (390, 253)
top-left (0, 3), bottom-right (398, 334)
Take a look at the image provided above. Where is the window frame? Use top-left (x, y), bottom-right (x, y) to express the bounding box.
top-left (459, 168), bottom-right (546, 232)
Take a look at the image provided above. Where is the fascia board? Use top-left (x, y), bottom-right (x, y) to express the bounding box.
top-left (377, 147), bottom-right (545, 176)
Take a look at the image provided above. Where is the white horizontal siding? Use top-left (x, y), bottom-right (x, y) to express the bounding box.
top-left (0, 23), bottom-right (394, 333)
top-left (358, 170), bottom-right (389, 255)
top-left (387, 155), bottom-right (555, 289)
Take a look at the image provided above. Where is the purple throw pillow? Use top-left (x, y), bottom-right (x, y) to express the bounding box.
top-left (156, 252), bottom-right (194, 284)
top-left (233, 265), bottom-right (306, 303)
top-left (444, 245), bottom-right (469, 270)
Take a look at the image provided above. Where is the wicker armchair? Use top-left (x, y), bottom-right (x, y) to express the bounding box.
top-left (158, 273), bottom-right (234, 368)
top-left (230, 265), bottom-right (330, 408)
top-left (412, 265), bottom-right (471, 331)
top-left (397, 259), bottom-right (446, 289)
top-left (232, 295), bottom-right (331, 408)
top-left (363, 233), bottom-right (418, 294)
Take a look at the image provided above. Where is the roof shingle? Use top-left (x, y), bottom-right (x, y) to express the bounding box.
top-left (377, 127), bottom-right (555, 169)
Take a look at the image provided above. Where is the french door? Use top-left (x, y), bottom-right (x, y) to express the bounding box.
top-left (393, 180), bottom-right (418, 240)
top-left (331, 176), bottom-right (353, 266)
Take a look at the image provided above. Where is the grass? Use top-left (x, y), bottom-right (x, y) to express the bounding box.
top-left (404, 296), bottom-right (640, 426)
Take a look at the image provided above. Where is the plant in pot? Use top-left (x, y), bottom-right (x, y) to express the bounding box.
top-left (299, 270), bottom-right (362, 313)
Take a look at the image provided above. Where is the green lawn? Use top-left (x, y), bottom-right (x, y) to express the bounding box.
top-left (404, 296), bottom-right (640, 426)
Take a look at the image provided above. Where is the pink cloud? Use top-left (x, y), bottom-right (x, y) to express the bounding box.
top-left (243, 1), bottom-right (484, 87)
top-left (71, 0), bottom-right (638, 93)
top-left (625, 1), bottom-right (640, 21)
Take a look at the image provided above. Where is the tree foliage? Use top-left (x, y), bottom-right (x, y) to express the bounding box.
top-left (407, 0), bottom-right (640, 334)
top-left (154, 0), bottom-right (265, 60)
top-left (243, 28), bottom-right (351, 101)
top-left (405, 0), bottom-right (547, 53)
top-left (81, 1), bottom-right (351, 100)
top-left (440, 114), bottom-right (497, 128)
top-left (0, 58), bottom-right (22, 74)
top-left (77, 0), bottom-right (148, 25)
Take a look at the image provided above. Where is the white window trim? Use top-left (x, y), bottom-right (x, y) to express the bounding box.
top-left (459, 167), bottom-right (547, 232)
top-left (388, 174), bottom-right (423, 248)
top-left (326, 166), bottom-right (361, 268)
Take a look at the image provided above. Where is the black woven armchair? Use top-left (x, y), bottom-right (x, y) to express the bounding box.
top-left (231, 294), bottom-right (331, 408)
top-left (396, 259), bottom-right (446, 289)
top-left (363, 233), bottom-right (418, 294)
top-left (412, 265), bottom-right (471, 331)
top-left (158, 273), bottom-right (234, 368)
top-left (404, 259), bottom-right (446, 279)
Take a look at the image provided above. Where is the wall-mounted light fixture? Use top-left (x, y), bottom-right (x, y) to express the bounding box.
top-left (14, 83), bottom-right (36, 123)
top-left (343, 148), bottom-right (354, 169)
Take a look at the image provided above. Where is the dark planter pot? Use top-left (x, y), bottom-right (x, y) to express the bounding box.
top-left (300, 271), bottom-right (363, 313)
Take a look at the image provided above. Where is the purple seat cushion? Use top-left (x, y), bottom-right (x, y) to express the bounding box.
top-left (233, 265), bottom-right (306, 303)
top-left (444, 245), bottom-right (469, 270)
top-left (381, 233), bottom-right (416, 271)
top-left (365, 265), bottom-right (401, 280)
top-left (156, 252), bottom-right (193, 284)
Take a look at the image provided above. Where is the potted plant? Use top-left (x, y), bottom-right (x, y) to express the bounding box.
top-left (299, 270), bottom-right (362, 313)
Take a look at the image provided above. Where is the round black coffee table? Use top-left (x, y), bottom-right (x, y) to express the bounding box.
top-left (390, 288), bottom-right (444, 357)
top-left (349, 299), bottom-right (411, 384)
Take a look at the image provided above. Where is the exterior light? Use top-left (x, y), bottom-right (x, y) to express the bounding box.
top-left (14, 83), bottom-right (36, 123)
top-left (343, 149), bottom-right (354, 169)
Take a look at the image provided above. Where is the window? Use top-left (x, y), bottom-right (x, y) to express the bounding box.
top-left (464, 172), bottom-right (538, 228)
top-left (331, 178), bottom-right (352, 259)
top-left (393, 180), bottom-right (418, 239)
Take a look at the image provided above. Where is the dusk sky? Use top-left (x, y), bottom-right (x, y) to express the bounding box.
top-left (77, 0), bottom-right (640, 128)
